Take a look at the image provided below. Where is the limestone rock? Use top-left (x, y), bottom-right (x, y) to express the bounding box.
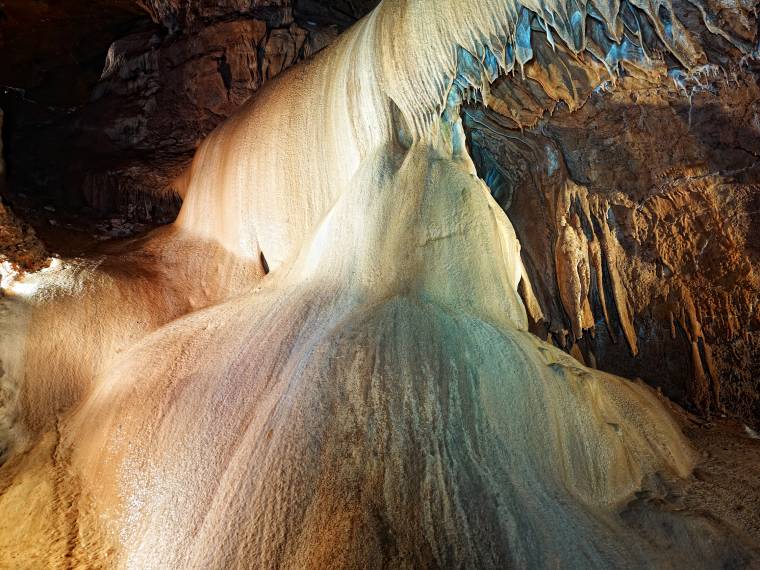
top-left (0, 0), bottom-right (346, 223)
top-left (0, 0), bottom-right (756, 427)
top-left (0, 110), bottom-right (48, 274)
top-left (466, 33), bottom-right (760, 423)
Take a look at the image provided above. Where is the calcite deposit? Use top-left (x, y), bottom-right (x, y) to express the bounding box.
top-left (0, 110), bottom-right (48, 274)
top-left (466, 54), bottom-right (760, 424)
top-left (3, 0), bottom-right (755, 422)
top-left (0, 0), bottom-right (758, 568)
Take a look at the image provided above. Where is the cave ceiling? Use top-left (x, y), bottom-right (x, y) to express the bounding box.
top-left (0, 0), bottom-right (380, 107)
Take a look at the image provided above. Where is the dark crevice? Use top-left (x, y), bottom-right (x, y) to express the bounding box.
top-left (218, 53), bottom-right (233, 96)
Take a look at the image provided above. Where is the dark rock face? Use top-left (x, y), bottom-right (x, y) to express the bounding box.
top-left (77, 15), bottom-right (320, 220)
top-left (293, 0), bottom-right (381, 27)
top-left (0, 109), bottom-right (47, 272)
top-left (136, 0), bottom-right (380, 30)
top-left (0, 0), bottom-right (148, 107)
top-left (0, 0), bottom-right (757, 425)
top-left (135, 0), bottom-right (293, 31)
top-left (0, 0), bottom-right (353, 223)
top-left (464, 0), bottom-right (760, 424)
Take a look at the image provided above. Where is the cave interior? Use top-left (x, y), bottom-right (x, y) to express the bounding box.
top-left (0, 0), bottom-right (759, 567)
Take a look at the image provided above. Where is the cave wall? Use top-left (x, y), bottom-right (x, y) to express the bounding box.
top-left (0, 108), bottom-right (4, 192)
top-left (464, 0), bottom-right (760, 424)
top-left (76, 13), bottom-right (319, 220)
top-left (0, 0), bottom-right (378, 223)
top-left (0, 0), bottom-right (757, 425)
top-left (0, 0), bottom-right (147, 107)
top-left (0, 108), bottom-right (47, 273)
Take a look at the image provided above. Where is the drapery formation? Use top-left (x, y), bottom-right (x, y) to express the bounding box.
top-left (0, 0), bottom-right (754, 567)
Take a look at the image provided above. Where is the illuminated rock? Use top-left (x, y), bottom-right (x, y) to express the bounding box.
top-left (0, 0), bottom-right (756, 567)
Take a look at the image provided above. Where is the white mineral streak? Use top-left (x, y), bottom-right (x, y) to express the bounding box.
top-left (0, 0), bottom-right (718, 567)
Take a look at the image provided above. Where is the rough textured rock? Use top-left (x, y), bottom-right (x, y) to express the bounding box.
top-left (464, 0), bottom-right (760, 425)
top-left (135, 0), bottom-right (293, 31)
top-left (135, 0), bottom-right (380, 31)
top-left (0, 0), bottom-right (757, 430)
top-left (77, 15), bottom-right (319, 217)
top-left (0, 0), bottom-right (372, 223)
top-left (0, 109), bottom-right (48, 274)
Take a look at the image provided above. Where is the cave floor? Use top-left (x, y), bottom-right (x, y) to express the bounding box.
top-left (677, 413), bottom-right (760, 539)
top-left (1, 192), bottom-right (162, 264)
top-left (627, 400), bottom-right (760, 556)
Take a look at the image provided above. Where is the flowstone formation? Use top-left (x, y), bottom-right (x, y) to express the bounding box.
top-left (0, 0), bottom-right (758, 568)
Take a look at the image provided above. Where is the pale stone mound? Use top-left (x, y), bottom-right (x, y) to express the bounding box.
top-left (0, 0), bottom-right (756, 567)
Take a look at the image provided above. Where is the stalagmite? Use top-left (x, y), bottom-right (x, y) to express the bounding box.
top-left (0, 0), bottom-right (756, 567)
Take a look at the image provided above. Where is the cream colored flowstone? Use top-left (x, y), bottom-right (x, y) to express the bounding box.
top-left (68, 126), bottom-right (699, 569)
top-left (0, 0), bottom-right (737, 567)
